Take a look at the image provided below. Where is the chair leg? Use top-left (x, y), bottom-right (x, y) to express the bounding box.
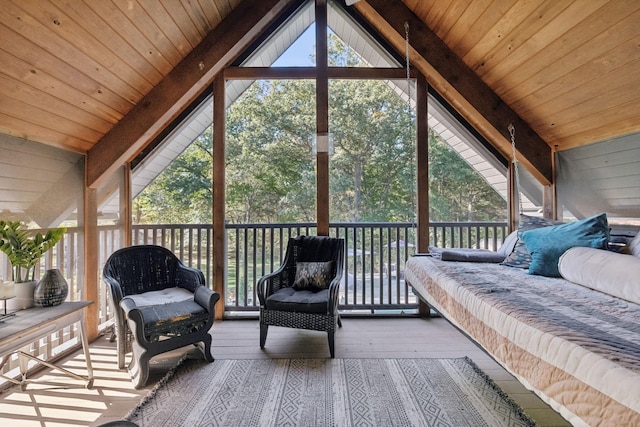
top-left (200, 331), bottom-right (215, 363)
top-left (337, 314), bottom-right (342, 328)
top-left (328, 331), bottom-right (335, 358)
top-left (116, 325), bottom-right (126, 370)
top-left (108, 323), bottom-right (117, 342)
top-left (128, 345), bottom-right (150, 390)
top-left (260, 324), bottom-right (268, 349)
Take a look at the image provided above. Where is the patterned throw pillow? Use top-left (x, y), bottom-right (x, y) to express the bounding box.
top-left (292, 261), bottom-right (334, 292)
top-left (501, 214), bottom-right (562, 268)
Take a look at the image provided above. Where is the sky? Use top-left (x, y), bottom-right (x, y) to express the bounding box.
top-left (272, 24), bottom-right (316, 67)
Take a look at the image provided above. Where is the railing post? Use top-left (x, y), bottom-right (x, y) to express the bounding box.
top-left (83, 187), bottom-right (99, 341)
top-left (212, 75), bottom-right (226, 319)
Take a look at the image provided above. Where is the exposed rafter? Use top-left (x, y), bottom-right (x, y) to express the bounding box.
top-left (86, 0), bottom-right (302, 189)
top-left (354, 0), bottom-right (552, 185)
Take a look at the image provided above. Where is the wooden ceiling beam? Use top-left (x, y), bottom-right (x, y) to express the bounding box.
top-left (86, 0), bottom-right (301, 189)
top-left (355, 0), bottom-right (552, 185)
top-left (224, 66), bottom-right (418, 80)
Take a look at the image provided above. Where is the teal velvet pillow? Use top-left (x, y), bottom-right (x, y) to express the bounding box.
top-left (520, 213), bottom-right (609, 277)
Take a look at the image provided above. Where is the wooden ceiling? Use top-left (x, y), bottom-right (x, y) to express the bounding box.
top-left (401, 0), bottom-right (640, 151)
top-left (0, 0), bottom-right (638, 165)
top-left (0, 0), bottom-right (243, 153)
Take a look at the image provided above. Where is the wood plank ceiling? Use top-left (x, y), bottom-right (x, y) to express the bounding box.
top-left (401, 0), bottom-right (640, 151)
top-left (0, 0), bottom-right (243, 153)
top-left (0, 0), bottom-right (638, 158)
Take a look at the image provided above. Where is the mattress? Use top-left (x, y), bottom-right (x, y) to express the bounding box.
top-left (405, 256), bottom-right (640, 427)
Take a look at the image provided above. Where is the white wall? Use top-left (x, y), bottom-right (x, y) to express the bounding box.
top-left (557, 131), bottom-right (640, 224)
top-left (0, 133), bottom-right (84, 228)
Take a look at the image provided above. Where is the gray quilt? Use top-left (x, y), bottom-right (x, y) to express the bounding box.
top-left (405, 257), bottom-right (640, 426)
top-left (428, 260), bottom-right (640, 369)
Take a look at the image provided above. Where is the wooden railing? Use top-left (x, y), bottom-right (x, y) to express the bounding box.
top-left (1, 221), bottom-right (509, 317)
top-left (0, 221), bottom-right (508, 382)
top-left (130, 221), bottom-right (509, 312)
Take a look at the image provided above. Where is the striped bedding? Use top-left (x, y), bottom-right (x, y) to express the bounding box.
top-left (405, 256), bottom-right (640, 427)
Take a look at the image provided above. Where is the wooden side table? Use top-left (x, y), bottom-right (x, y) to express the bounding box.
top-left (0, 301), bottom-right (94, 389)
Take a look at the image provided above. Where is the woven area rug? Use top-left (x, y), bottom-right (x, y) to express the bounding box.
top-left (126, 357), bottom-right (536, 427)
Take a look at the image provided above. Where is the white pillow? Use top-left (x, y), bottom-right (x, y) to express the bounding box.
top-left (627, 232), bottom-right (640, 257)
top-left (498, 230), bottom-right (519, 256)
top-left (558, 247), bottom-right (640, 305)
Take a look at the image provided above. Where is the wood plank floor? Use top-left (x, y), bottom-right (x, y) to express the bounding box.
top-left (0, 316), bottom-right (571, 426)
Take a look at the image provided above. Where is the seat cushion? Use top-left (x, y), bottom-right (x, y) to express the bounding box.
top-left (265, 287), bottom-right (329, 313)
top-left (124, 287), bottom-right (194, 307)
top-left (125, 299), bottom-right (209, 338)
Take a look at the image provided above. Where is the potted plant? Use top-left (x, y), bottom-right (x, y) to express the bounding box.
top-left (0, 220), bottom-right (66, 309)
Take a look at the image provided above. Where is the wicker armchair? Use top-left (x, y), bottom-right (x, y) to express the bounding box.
top-left (257, 235), bottom-right (344, 358)
top-left (103, 245), bottom-right (219, 388)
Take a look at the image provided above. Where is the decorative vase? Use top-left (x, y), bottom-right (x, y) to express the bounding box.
top-left (7, 280), bottom-right (37, 310)
top-left (34, 269), bottom-right (68, 307)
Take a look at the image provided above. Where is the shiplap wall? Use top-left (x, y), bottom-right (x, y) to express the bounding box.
top-left (557, 131), bottom-right (640, 223)
top-left (0, 134), bottom-right (83, 228)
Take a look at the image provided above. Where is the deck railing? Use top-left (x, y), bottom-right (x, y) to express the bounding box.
top-left (1, 221), bottom-right (509, 318)
top-left (0, 221), bottom-right (507, 381)
top-left (130, 221), bottom-right (509, 313)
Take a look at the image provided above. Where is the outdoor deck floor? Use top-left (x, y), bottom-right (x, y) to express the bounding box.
top-left (0, 316), bottom-right (571, 426)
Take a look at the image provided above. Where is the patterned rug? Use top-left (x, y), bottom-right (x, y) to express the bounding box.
top-left (126, 357), bottom-right (536, 427)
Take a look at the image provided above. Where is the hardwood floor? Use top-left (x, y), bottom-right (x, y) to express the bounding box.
top-left (0, 316), bottom-right (570, 426)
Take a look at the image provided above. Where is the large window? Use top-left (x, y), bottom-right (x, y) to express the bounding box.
top-left (329, 78), bottom-right (416, 223)
top-left (225, 80), bottom-right (316, 224)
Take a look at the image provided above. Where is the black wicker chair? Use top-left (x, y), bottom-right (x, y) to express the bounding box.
top-left (103, 245), bottom-right (220, 388)
top-left (257, 235), bottom-right (344, 358)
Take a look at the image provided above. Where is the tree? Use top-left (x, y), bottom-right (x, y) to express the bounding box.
top-left (428, 129), bottom-right (505, 221)
top-left (225, 80), bottom-right (316, 223)
top-left (133, 129), bottom-right (213, 224)
top-left (134, 33), bottom-right (505, 225)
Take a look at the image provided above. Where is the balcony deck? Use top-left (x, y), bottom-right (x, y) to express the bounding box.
top-left (0, 317), bottom-right (570, 427)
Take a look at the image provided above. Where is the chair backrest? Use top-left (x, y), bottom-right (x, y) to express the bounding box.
top-left (283, 236), bottom-right (345, 286)
top-left (103, 245), bottom-right (191, 296)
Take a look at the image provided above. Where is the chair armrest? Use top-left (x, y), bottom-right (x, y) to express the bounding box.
top-left (104, 277), bottom-right (124, 305)
top-left (104, 277), bottom-right (126, 325)
top-left (195, 286), bottom-right (220, 331)
top-left (257, 268), bottom-right (289, 305)
top-left (194, 286), bottom-right (220, 311)
top-left (119, 297), bottom-right (138, 317)
top-left (119, 298), bottom-right (150, 345)
top-left (175, 264), bottom-right (206, 293)
top-left (327, 276), bottom-right (342, 313)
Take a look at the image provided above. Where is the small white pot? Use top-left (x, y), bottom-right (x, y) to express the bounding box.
top-left (7, 280), bottom-right (37, 310)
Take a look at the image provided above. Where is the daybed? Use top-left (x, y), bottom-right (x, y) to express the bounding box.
top-left (405, 216), bottom-right (640, 427)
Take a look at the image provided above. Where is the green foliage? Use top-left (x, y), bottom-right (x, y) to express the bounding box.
top-left (134, 129), bottom-right (213, 224)
top-left (134, 33), bottom-right (506, 225)
top-left (225, 80), bottom-right (317, 224)
top-left (0, 220), bottom-right (66, 282)
top-left (428, 130), bottom-right (505, 221)
top-left (329, 78), bottom-right (416, 222)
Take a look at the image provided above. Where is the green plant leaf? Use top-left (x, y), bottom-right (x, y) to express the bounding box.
top-left (0, 221), bottom-right (66, 282)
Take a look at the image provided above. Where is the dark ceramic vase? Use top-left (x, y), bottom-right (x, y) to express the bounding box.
top-left (34, 269), bottom-right (68, 307)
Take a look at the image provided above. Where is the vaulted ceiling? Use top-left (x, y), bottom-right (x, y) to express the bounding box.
top-left (1, 0), bottom-right (638, 187)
